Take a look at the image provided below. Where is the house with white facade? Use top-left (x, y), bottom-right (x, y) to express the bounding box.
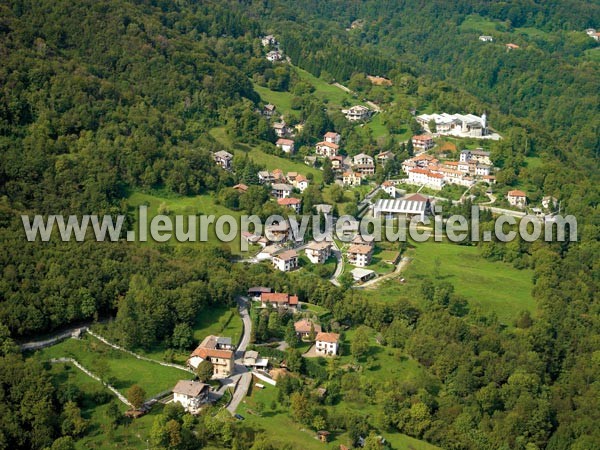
top-left (188, 335), bottom-right (235, 377)
top-left (323, 132), bottom-right (341, 145)
top-left (260, 292), bottom-right (299, 311)
top-left (272, 249), bottom-right (299, 272)
top-left (507, 190), bottom-right (527, 208)
top-left (272, 122), bottom-right (289, 137)
top-left (408, 168), bottom-right (445, 190)
top-left (353, 153), bottom-right (374, 166)
top-left (172, 381), bottom-right (210, 413)
top-left (479, 35), bottom-right (493, 42)
top-left (276, 138), bottom-right (295, 153)
top-left (412, 135), bottom-right (434, 152)
top-left (342, 171), bottom-right (362, 186)
top-left (293, 174), bottom-right (309, 192)
top-left (315, 332), bottom-right (340, 356)
top-left (266, 50), bottom-right (282, 62)
top-left (382, 180), bottom-right (397, 198)
top-left (417, 113), bottom-right (489, 138)
top-left (315, 141), bottom-right (339, 157)
top-left (305, 241), bottom-right (332, 264)
top-left (213, 151), bottom-right (233, 170)
top-left (347, 244), bottom-right (373, 267)
top-left (277, 197), bottom-right (302, 213)
top-left (342, 105), bottom-right (371, 121)
top-left (460, 149), bottom-right (491, 165)
top-left (271, 183), bottom-right (293, 199)
top-left (261, 35), bottom-right (277, 46)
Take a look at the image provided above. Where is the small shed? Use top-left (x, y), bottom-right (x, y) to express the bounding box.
top-left (317, 430), bottom-right (331, 443)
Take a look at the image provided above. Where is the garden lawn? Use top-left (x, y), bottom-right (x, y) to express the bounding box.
top-left (193, 305), bottom-right (244, 346)
top-left (34, 335), bottom-right (190, 397)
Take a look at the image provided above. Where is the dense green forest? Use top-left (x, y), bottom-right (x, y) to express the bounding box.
top-left (0, 0), bottom-right (598, 449)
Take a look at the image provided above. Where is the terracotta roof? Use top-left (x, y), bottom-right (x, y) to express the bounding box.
top-left (233, 183), bottom-right (248, 192)
top-left (508, 190), bottom-right (526, 197)
top-left (317, 141), bottom-right (339, 150)
top-left (382, 180), bottom-right (394, 187)
top-left (277, 197), bottom-right (302, 206)
top-left (306, 240), bottom-right (332, 250)
top-left (506, 43), bottom-right (520, 49)
top-left (261, 292), bottom-right (299, 305)
top-left (248, 286), bottom-right (272, 294)
top-left (172, 380), bottom-right (208, 397)
top-left (410, 168), bottom-right (444, 179)
top-left (191, 346), bottom-right (233, 360)
top-left (295, 175), bottom-right (308, 182)
top-left (405, 193), bottom-right (429, 202)
top-left (412, 134), bottom-right (433, 141)
top-left (276, 138), bottom-right (294, 146)
top-left (294, 319), bottom-right (322, 334)
top-left (324, 132), bottom-right (339, 138)
top-left (412, 154), bottom-right (436, 161)
top-left (316, 332), bottom-right (339, 343)
top-left (347, 244), bottom-right (373, 255)
top-left (274, 250), bottom-right (298, 261)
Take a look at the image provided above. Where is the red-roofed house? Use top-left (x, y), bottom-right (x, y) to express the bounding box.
top-left (324, 132), bottom-right (341, 145)
top-left (315, 141), bottom-right (339, 158)
top-left (315, 332), bottom-right (340, 356)
top-left (294, 319), bottom-right (322, 338)
top-left (507, 190), bottom-right (527, 208)
top-left (347, 244), bottom-right (373, 267)
top-left (277, 197), bottom-right (302, 213)
top-left (260, 292), bottom-right (299, 311)
top-left (272, 250), bottom-right (299, 272)
top-left (408, 168), bottom-right (445, 190)
top-left (276, 138), bottom-right (295, 153)
top-left (412, 134), bottom-right (434, 152)
top-left (187, 335), bottom-right (235, 377)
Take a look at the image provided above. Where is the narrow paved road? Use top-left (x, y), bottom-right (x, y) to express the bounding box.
top-left (329, 240), bottom-right (344, 287)
top-left (225, 297), bottom-right (253, 414)
top-left (355, 256), bottom-right (412, 289)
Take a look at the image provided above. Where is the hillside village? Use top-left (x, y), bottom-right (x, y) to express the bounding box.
top-left (8, 3), bottom-right (597, 449)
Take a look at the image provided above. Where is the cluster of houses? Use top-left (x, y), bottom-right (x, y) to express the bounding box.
top-left (401, 149), bottom-right (495, 190)
top-left (257, 168), bottom-right (311, 193)
top-left (261, 35), bottom-right (284, 62)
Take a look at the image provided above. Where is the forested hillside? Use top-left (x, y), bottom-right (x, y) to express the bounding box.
top-left (0, 1), bottom-right (598, 449)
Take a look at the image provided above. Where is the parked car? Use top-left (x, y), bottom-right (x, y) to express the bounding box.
top-left (234, 414), bottom-right (245, 421)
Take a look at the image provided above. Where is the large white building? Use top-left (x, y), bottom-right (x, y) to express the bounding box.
top-left (417, 113), bottom-right (489, 138)
top-left (342, 105), bottom-right (371, 121)
top-left (315, 332), bottom-right (340, 356)
top-left (373, 194), bottom-right (430, 221)
top-left (408, 168), bottom-right (445, 190)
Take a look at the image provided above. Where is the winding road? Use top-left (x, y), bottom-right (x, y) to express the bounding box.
top-left (225, 297), bottom-right (253, 414)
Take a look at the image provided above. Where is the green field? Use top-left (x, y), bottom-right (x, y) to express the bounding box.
top-left (373, 241), bottom-right (535, 324)
top-left (210, 127), bottom-right (324, 183)
top-left (48, 362), bottom-right (165, 450)
top-left (127, 189), bottom-right (250, 254)
top-left (253, 83), bottom-right (294, 115)
top-left (192, 305), bottom-right (243, 345)
top-left (34, 335), bottom-right (191, 397)
top-left (459, 14), bottom-right (508, 34)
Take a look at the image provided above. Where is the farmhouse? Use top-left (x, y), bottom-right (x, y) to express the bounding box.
top-left (276, 138), bottom-right (295, 153)
top-left (507, 190), bottom-right (527, 208)
top-left (172, 380), bottom-right (210, 413)
top-left (305, 240), bottom-right (332, 264)
top-left (382, 180), bottom-right (397, 198)
top-left (342, 105), bottom-right (371, 121)
top-left (260, 292), bottom-right (299, 311)
top-left (272, 249), bottom-right (299, 272)
top-left (376, 151), bottom-right (395, 166)
top-left (213, 150), bottom-right (233, 170)
top-left (294, 319), bottom-right (322, 338)
top-left (188, 335), bottom-right (235, 377)
top-left (315, 332), bottom-right (340, 356)
top-left (266, 50), bottom-right (282, 61)
top-left (263, 103), bottom-right (276, 118)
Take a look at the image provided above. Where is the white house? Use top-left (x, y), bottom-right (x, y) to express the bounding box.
top-left (272, 249), bottom-right (299, 272)
top-left (305, 241), bottom-right (332, 264)
top-left (172, 380), bottom-right (210, 413)
top-left (315, 141), bottom-right (339, 157)
top-left (417, 112), bottom-right (489, 138)
top-left (342, 171), bottom-right (362, 186)
top-left (347, 244), bottom-right (373, 267)
top-left (382, 180), bottom-right (397, 198)
top-left (271, 183), bottom-right (293, 199)
top-left (353, 153), bottom-right (374, 166)
top-left (293, 174), bottom-right (309, 192)
top-left (276, 138), bottom-right (295, 153)
top-left (507, 190), bottom-right (527, 208)
top-left (412, 134), bottom-right (434, 152)
top-left (277, 197), bottom-right (302, 213)
top-left (266, 50), bottom-right (282, 62)
top-left (341, 105), bottom-right (371, 121)
top-left (213, 151), bottom-right (233, 170)
top-left (315, 332), bottom-right (340, 356)
top-left (479, 35), bottom-right (493, 42)
top-left (408, 168), bottom-right (445, 190)
top-left (460, 149), bottom-right (491, 165)
top-left (323, 131), bottom-right (341, 145)
top-left (261, 35), bottom-right (277, 46)
top-left (272, 122), bottom-right (289, 137)
top-left (260, 292), bottom-right (299, 310)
